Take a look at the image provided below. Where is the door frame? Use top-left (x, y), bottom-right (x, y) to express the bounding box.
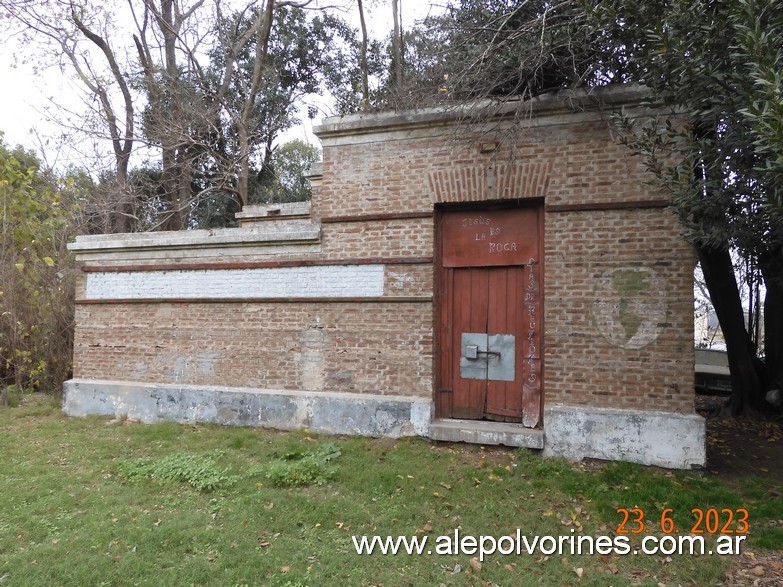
top-left (433, 200), bottom-right (545, 424)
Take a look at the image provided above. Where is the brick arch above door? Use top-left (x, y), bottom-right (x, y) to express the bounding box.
top-left (427, 160), bottom-right (553, 204)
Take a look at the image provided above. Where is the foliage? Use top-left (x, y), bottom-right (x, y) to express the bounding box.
top-left (119, 450), bottom-right (239, 492)
top-left (586, 0), bottom-right (783, 254)
top-left (117, 440), bottom-right (340, 491)
top-left (263, 441), bottom-right (340, 487)
top-left (363, 0), bottom-right (601, 111)
top-left (0, 139), bottom-right (80, 399)
top-left (585, 0), bottom-right (783, 414)
top-left (253, 139), bottom-right (321, 205)
top-left (185, 3), bottom-right (354, 221)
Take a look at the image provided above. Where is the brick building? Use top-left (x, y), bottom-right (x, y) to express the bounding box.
top-left (64, 85), bottom-right (705, 468)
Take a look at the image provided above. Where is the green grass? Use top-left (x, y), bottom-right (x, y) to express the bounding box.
top-left (0, 399), bottom-right (779, 586)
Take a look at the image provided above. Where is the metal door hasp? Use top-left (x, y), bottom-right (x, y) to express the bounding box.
top-left (460, 333), bottom-right (515, 381)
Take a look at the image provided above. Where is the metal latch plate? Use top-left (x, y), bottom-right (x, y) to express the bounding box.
top-left (460, 333), bottom-right (515, 381)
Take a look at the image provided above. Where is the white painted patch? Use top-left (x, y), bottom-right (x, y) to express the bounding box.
top-left (388, 270), bottom-right (416, 290)
top-left (85, 265), bottom-right (385, 300)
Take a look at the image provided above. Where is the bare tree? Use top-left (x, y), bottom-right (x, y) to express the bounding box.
top-left (1, 0), bottom-right (344, 231)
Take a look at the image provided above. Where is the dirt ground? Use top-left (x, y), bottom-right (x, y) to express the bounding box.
top-left (696, 395), bottom-right (783, 585)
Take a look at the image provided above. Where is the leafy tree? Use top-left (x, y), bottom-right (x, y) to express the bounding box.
top-left (254, 139), bottom-right (320, 204)
top-left (203, 4), bottom-right (353, 207)
top-left (0, 139), bottom-right (81, 401)
top-left (586, 0), bottom-right (783, 415)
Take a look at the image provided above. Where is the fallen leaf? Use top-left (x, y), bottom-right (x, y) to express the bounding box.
top-left (281, 565), bottom-right (290, 573)
top-left (752, 566), bottom-right (765, 577)
top-left (607, 563), bottom-right (619, 574)
top-left (470, 557), bottom-right (482, 572)
top-left (259, 541), bottom-right (271, 547)
top-left (574, 567), bottom-right (584, 578)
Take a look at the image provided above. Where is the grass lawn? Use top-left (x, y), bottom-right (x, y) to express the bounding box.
top-left (0, 396), bottom-right (780, 586)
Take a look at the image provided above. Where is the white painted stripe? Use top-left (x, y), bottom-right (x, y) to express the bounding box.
top-left (85, 265), bottom-right (386, 300)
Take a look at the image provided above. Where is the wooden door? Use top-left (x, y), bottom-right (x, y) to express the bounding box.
top-left (437, 206), bottom-right (542, 427)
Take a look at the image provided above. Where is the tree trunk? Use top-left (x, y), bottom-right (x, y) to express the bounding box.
top-left (71, 13), bottom-right (134, 233)
top-left (697, 244), bottom-right (765, 414)
top-left (238, 0), bottom-right (275, 208)
top-left (392, 0), bottom-right (402, 91)
top-left (760, 253), bottom-right (783, 404)
top-left (160, 0), bottom-right (185, 231)
top-left (357, 0), bottom-right (370, 108)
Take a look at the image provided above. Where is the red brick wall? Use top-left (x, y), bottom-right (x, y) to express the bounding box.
top-left (72, 93), bottom-right (695, 416)
top-left (73, 302), bottom-right (433, 397)
top-left (544, 208), bottom-right (694, 413)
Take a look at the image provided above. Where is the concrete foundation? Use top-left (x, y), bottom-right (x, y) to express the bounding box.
top-left (64, 381), bottom-right (704, 469)
top-left (542, 405), bottom-right (706, 469)
top-left (63, 379), bottom-right (432, 438)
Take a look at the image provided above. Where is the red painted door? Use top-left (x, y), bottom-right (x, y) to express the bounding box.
top-left (437, 207), bottom-right (542, 427)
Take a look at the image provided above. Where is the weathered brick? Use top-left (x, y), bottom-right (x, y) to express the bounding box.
top-left (70, 87), bottom-right (695, 425)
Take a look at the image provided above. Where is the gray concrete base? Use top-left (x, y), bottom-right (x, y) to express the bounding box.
top-left (63, 380), bottom-right (705, 469)
top-left (542, 405), bottom-right (706, 469)
top-left (429, 419), bottom-right (543, 448)
top-left (63, 379), bottom-right (432, 438)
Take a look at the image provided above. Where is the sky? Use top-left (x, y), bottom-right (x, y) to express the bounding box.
top-left (0, 1), bottom-right (441, 165)
top-left (0, 49), bottom-right (73, 155)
